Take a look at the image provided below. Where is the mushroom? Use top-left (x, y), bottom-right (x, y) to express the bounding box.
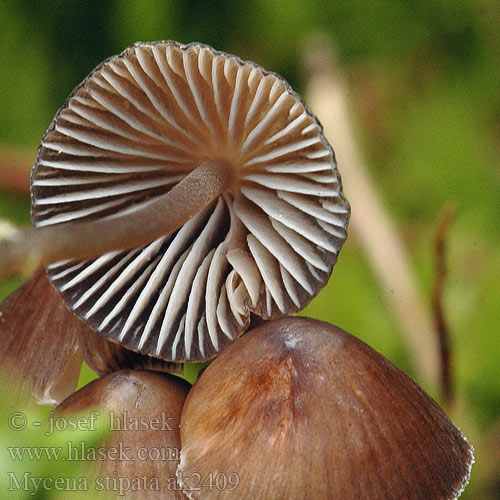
top-left (0, 269), bottom-right (182, 406)
top-left (56, 369), bottom-right (190, 499)
top-left (76, 326), bottom-right (182, 377)
top-left (0, 269), bottom-right (84, 406)
top-left (178, 317), bottom-right (473, 500)
top-left (0, 41), bottom-right (349, 363)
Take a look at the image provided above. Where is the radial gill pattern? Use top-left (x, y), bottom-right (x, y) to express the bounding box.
top-left (31, 41), bottom-right (350, 362)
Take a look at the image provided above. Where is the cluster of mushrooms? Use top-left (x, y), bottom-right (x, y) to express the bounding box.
top-left (0, 41), bottom-right (473, 499)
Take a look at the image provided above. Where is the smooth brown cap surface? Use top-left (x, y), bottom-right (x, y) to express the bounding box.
top-left (57, 370), bottom-right (190, 499)
top-left (179, 317), bottom-right (473, 500)
top-left (0, 269), bottom-right (84, 406)
top-left (76, 326), bottom-right (183, 376)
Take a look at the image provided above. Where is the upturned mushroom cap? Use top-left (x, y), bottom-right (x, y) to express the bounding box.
top-left (178, 317), bottom-right (473, 500)
top-left (31, 41), bottom-right (349, 362)
top-left (56, 370), bottom-right (190, 500)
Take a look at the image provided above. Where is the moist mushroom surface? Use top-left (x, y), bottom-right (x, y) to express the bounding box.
top-left (178, 317), bottom-right (473, 500)
top-left (31, 41), bottom-right (349, 362)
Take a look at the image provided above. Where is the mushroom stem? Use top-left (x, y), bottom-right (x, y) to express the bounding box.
top-left (0, 160), bottom-right (234, 279)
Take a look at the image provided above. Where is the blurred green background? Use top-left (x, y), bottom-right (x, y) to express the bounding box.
top-left (0, 0), bottom-right (498, 498)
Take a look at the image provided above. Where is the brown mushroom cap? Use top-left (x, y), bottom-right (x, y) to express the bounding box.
top-left (56, 370), bottom-right (189, 500)
top-left (0, 269), bottom-right (182, 406)
top-left (0, 269), bottom-right (84, 406)
top-left (31, 41), bottom-right (349, 362)
top-left (76, 325), bottom-right (183, 376)
top-left (178, 317), bottom-right (473, 500)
